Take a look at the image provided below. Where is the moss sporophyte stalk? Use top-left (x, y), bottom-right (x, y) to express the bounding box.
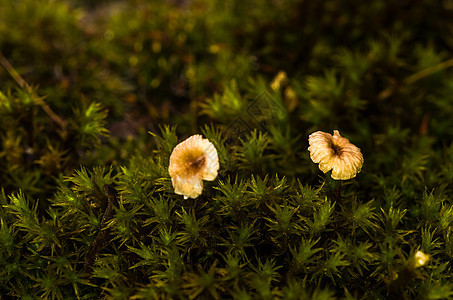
top-left (169, 135), bottom-right (219, 199)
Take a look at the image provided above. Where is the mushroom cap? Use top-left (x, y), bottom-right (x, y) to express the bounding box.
top-left (169, 135), bottom-right (219, 198)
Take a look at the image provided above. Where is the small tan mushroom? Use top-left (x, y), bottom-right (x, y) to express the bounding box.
top-left (169, 135), bottom-right (219, 199)
top-left (414, 250), bottom-right (430, 268)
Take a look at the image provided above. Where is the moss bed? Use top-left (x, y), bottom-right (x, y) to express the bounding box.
top-left (1, 0), bottom-right (453, 299)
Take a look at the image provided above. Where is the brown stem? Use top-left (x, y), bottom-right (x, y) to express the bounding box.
top-left (334, 181), bottom-right (342, 203)
top-left (405, 57), bottom-right (453, 85)
top-left (83, 184), bottom-right (118, 274)
top-left (0, 52), bottom-right (67, 130)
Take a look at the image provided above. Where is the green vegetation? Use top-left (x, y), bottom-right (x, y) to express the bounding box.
top-left (1, 0), bottom-right (453, 298)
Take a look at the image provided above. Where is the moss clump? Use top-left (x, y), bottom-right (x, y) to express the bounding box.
top-left (2, 0), bottom-right (453, 299)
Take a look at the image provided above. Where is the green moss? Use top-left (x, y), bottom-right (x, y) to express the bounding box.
top-left (1, 0), bottom-right (453, 298)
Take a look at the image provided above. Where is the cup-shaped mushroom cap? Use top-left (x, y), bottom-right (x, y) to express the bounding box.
top-left (308, 130), bottom-right (364, 180)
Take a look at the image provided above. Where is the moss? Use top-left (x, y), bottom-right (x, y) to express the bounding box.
top-left (1, 0), bottom-right (453, 298)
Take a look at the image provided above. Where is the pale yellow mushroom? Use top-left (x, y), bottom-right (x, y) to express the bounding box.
top-left (308, 130), bottom-right (364, 180)
top-left (169, 135), bottom-right (219, 199)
